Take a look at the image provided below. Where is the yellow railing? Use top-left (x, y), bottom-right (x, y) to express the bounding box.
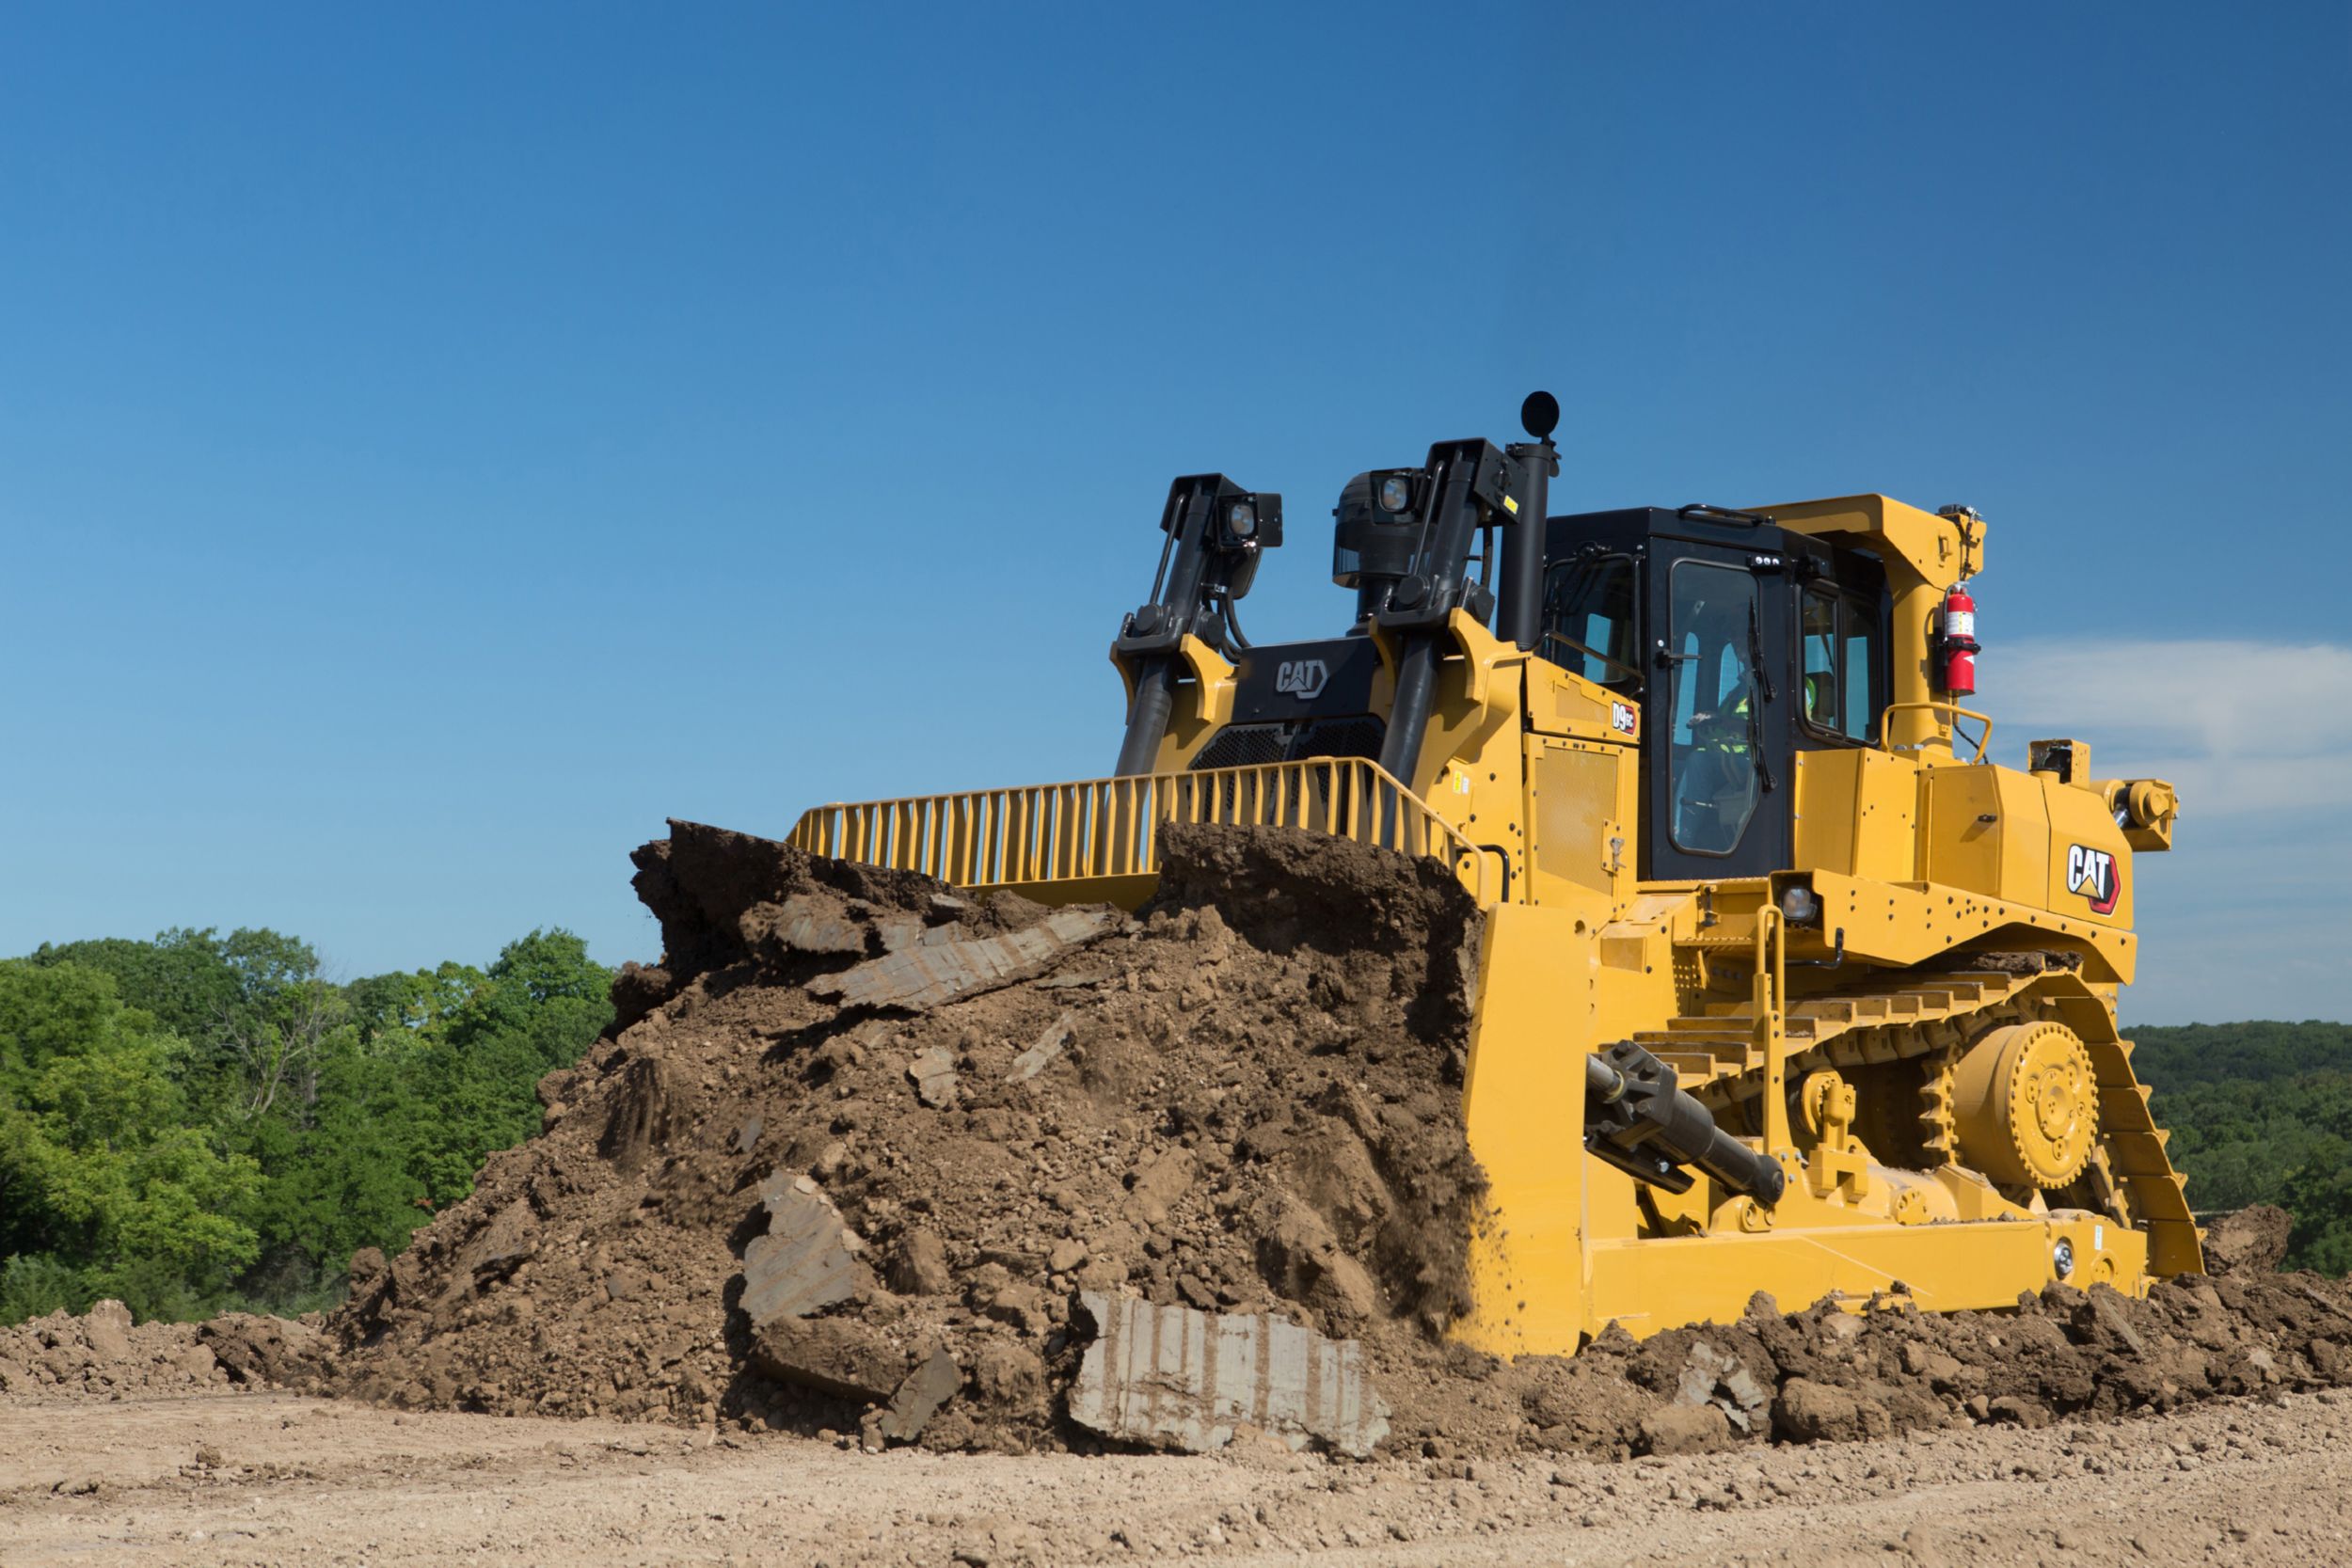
top-left (786, 758), bottom-right (1495, 905)
top-left (1883, 700), bottom-right (1994, 763)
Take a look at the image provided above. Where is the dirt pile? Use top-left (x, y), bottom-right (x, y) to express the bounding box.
top-left (0, 1302), bottom-right (326, 1401)
top-left (323, 818), bottom-right (2352, 1460)
top-left (330, 821), bottom-right (1491, 1452)
top-left (2202, 1203), bottom-right (2293, 1275)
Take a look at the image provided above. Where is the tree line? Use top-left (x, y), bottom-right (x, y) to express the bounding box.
top-left (2133, 1020), bottom-right (2352, 1274)
top-left (0, 927), bottom-right (612, 1323)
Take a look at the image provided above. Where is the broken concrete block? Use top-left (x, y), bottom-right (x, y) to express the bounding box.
top-left (1069, 1291), bottom-right (1390, 1458)
top-left (874, 1344), bottom-right (962, 1444)
top-left (739, 892), bottom-right (869, 958)
top-left (739, 1172), bottom-right (871, 1326)
top-left (809, 909), bottom-right (1118, 1011)
top-left (873, 913), bottom-right (927, 954)
top-left (1008, 1011), bottom-right (1076, 1084)
top-left (908, 1046), bottom-right (960, 1108)
top-left (751, 1315), bottom-right (911, 1402)
top-left (1676, 1338), bottom-right (1771, 1431)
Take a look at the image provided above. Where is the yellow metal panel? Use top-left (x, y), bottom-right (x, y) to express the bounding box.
top-left (1919, 764), bottom-right (2050, 907)
top-left (1581, 1210), bottom-right (2145, 1340)
top-left (1806, 869), bottom-right (2137, 984)
top-left (1528, 740), bottom-right (1627, 904)
top-left (1455, 903), bottom-right (1592, 1357)
top-left (1792, 750), bottom-right (1860, 875)
top-left (1850, 748), bottom-right (1920, 882)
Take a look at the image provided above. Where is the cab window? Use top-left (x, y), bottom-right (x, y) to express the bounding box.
top-left (1798, 585), bottom-right (1880, 743)
top-left (1538, 555), bottom-right (1639, 690)
top-left (1667, 560), bottom-right (1761, 855)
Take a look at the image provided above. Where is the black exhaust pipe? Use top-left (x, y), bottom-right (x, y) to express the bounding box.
top-left (1495, 391), bottom-right (1559, 653)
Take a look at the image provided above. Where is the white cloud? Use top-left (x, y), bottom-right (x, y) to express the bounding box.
top-left (1985, 640), bottom-right (2352, 816)
top-left (1972, 639), bottom-right (2352, 1022)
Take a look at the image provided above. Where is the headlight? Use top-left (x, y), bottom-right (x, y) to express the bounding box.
top-left (1226, 500), bottom-right (1257, 540)
top-left (1377, 474), bottom-right (1413, 514)
top-left (1780, 884), bottom-right (1820, 926)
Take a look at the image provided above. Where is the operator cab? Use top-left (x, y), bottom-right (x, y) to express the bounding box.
top-left (1540, 506), bottom-right (1890, 880)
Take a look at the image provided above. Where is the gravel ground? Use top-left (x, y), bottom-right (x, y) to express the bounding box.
top-left (6, 1386), bottom-right (2350, 1567)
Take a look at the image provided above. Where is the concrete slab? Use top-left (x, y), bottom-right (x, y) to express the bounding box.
top-left (1068, 1291), bottom-right (1390, 1458)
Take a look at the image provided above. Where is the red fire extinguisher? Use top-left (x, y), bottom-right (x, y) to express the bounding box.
top-left (1940, 584), bottom-right (1979, 696)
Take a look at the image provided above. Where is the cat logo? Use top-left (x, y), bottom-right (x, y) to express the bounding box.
top-left (1274, 658), bottom-right (1328, 700)
top-left (2065, 844), bottom-right (2122, 916)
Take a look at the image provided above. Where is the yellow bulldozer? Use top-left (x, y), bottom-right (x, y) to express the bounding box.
top-left (782, 392), bottom-right (2199, 1354)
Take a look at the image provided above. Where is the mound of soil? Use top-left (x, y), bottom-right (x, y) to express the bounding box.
top-left (324, 818), bottom-right (2352, 1460)
top-left (2203, 1203), bottom-right (2293, 1276)
top-left (0, 1302), bottom-right (326, 1401)
top-left (330, 821), bottom-right (1492, 1451)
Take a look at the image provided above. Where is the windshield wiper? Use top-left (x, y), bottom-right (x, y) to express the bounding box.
top-left (1744, 600), bottom-right (1776, 795)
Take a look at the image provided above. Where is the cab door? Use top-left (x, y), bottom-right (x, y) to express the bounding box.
top-left (1643, 539), bottom-right (1792, 880)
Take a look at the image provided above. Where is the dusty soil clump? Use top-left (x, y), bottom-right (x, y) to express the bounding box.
top-left (323, 819), bottom-right (2352, 1459)
top-left (0, 1302), bottom-right (326, 1401)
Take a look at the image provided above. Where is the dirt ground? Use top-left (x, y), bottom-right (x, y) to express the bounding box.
top-left (6, 1385), bottom-right (2350, 1567)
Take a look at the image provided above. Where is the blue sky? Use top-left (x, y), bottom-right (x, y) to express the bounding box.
top-left (2, 3), bottom-right (2344, 1023)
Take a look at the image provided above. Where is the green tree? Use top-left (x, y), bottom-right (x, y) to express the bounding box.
top-left (0, 961), bottom-right (263, 1319)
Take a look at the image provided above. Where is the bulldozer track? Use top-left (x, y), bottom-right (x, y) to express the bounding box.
top-left (1631, 966), bottom-right (2201, 1276)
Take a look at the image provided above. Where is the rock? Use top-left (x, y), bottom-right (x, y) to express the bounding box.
top-left (347, 1248), bottom-right (388, 1291)
top-left (2077, 1286), bottom-right (2148, 1357)
top-left (971, 1342), bottom-right (1044, 1412)
top-left (1126, 1149), bottom-right (1195, 1228)
top-left (1774, 1377), bottom-right (1890, 1443)
top-left (2204, 1205), bottom-right (2292, 1276)
top-left (81, 1300), bottom-right (133, 1363)
top-left (1047, 1239), bottom-right (1089, 1275)
top-left (739, 892), bottom-right (870, 958)
top-left (909, 1047), bottom-right (960, 1108)
top-left (810, 909), bottom-right (1120, 1011)
top-left (1255, 1197), bottom-right (1379, 1323)
top-left (1009, 1011), bottom-right (1076, 1084)
top-left (874, 1345), bottom-right (962, 1444)
top-left (1068, 1291), bottom-right (1391, 1458)
top-left (1676, 1338), bottom-right (1771, 1431)
top-left (1988, 1394), bottom-right (2053, 1428)
top-left (983, 1282), bottom-right (1049, 1336)
top-left (888, 1229), bottom-right (952, 1296)
top-left (446, 1201), bottom-right (538, 1302)
top-left (751, 1316), bottom-right (911, 1402)
top-left (739, 1172), bottom-right (872, 1326)
top-left (197, 1316), bottom-right (327, 1387)
top-left (1639, 1402), bottom-right (1731, 1456)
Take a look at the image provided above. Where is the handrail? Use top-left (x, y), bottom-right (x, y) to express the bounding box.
top-left (1882, 700), bottom-right (1994, 764)
top-left (1752, 904), bottom-right (1792, 1164)
top-left (786, 757), bottom-right (1498, 906)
